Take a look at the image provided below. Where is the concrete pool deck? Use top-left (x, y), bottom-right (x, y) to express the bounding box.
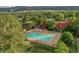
top-left (26, 29), bottom-right (61, 47)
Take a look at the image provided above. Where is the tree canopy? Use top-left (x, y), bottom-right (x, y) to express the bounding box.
top-left (61, 31), bottom-right (74, 46)
top-left (0, 15), bottom-right (31, 52)
top-left (54, 41), bottom-right (69, 53)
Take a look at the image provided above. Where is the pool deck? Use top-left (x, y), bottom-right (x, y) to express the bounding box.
top-left (27, 29), bottom-right (61, 47)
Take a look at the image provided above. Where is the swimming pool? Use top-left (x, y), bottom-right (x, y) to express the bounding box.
top-left (26, 32), bottom-right (55, 42)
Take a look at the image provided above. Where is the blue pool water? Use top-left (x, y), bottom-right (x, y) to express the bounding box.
top-left (26, 32), bottom-right (55, 42)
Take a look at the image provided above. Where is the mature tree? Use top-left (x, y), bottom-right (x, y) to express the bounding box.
top-left (46, 20), bottom-right (56, 30)
top-left (56, 13), bottom-right (65, 21)
top-left (36, 16), bottom-right (42, 26)
top-left (54, 41), bottom-right (69, 53)
top-left (64, 18), bottom-right (79, 37)
top-left (61, 31), bottom-right (74, 46)
top-left (59, 13), bottom-right (65, 21)
top-left (71, 19), bottom-right (79, 37)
